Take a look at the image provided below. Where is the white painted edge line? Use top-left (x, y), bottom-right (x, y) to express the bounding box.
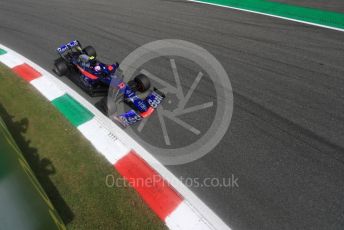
top-left (187, 0), bottom-right (344, 32)
top-left (0, 43), bottom-right (231, 230)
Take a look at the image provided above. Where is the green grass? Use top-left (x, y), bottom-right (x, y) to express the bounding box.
top-left (0, 64), bottom-right (166, 230)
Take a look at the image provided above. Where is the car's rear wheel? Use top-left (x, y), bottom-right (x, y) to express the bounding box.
top-left (83, 46), bottom-right (97, 58)
top-left (133, 74), bottom-right (151, 92)
top-left (54, 58), bottom-right (69, 76)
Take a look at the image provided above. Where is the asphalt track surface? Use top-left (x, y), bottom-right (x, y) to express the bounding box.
top-left (1, 0), bottom-right (344, 229)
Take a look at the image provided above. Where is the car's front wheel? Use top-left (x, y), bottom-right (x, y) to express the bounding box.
top-left (130, 74), bottom-right (151, 92)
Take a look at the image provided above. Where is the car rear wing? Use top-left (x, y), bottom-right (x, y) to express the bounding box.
top-left (56, 40), bottom-right (81, 54)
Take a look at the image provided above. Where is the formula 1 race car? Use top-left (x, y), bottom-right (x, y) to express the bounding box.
top-left (53, 40), bottom-right (165, 127)
top-left (54, 40), bottom-right (120, 96)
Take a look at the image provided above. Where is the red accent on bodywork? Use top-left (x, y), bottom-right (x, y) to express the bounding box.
top-left (107, 65), bottom-right (114, 71)
top-left (12, 64), bottom-right (42, 82)
top-left (140, 107), bottom-right (155, 118)
top-left (118, 82), bottom-right (126, 89)
top-left (114, 151), bottom-right (183, 220)
top-left (76, 65), bottom-right (98, 80)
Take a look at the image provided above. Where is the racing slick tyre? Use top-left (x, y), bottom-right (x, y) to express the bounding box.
top-left (83, 46), bottom-right (97, 58)
top-left (134, 74), bottom-right (151, 92)
top-left (54, 58), bottom-right (69, 76)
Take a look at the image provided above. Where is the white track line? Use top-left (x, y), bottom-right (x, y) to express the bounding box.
top-left (187, 0), bottom-right (344, 32)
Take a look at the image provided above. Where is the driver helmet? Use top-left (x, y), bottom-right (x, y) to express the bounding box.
top-left (79, 54), bottom-right (91, 68)
top-left (94, 65), bottom-right (101, 72)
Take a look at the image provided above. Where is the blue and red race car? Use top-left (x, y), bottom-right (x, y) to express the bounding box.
top-left (53, 40), bottom-right (165, 127)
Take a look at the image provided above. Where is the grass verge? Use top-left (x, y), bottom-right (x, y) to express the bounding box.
top-left (0, 63), bottom-right (166, 230)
